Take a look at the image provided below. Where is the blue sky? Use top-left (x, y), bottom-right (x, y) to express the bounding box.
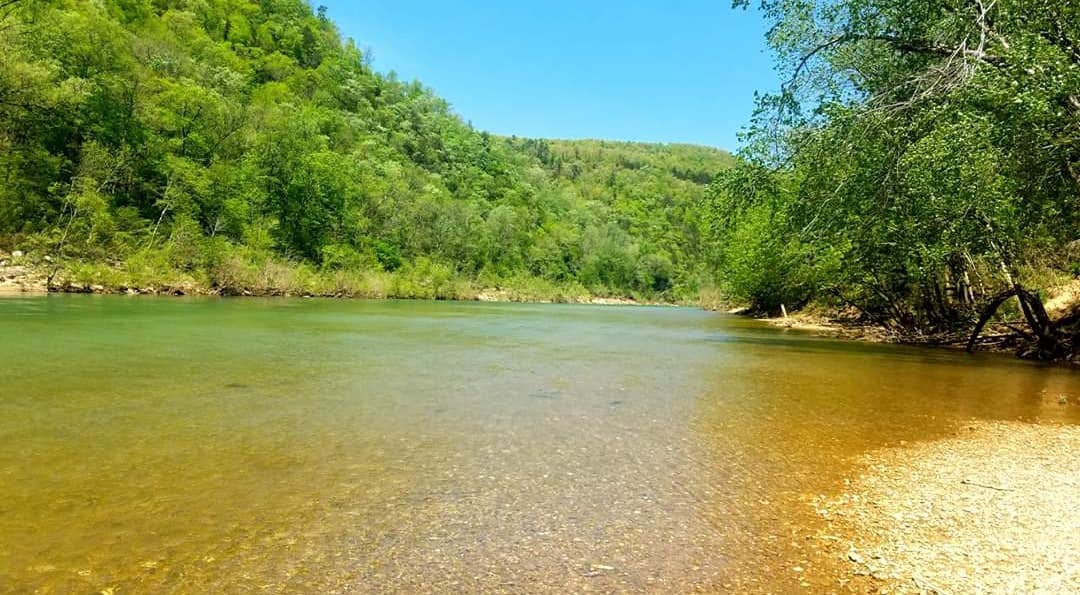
top-left (318, 1), bottom-right (778, 151)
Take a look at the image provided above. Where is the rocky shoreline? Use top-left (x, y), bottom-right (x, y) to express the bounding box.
top-left (0, 251), bottom-right (47, 294)
top-left (0, 253), bottom-right (201, 297)
top-left (0, 252), bottom-right (662, 306)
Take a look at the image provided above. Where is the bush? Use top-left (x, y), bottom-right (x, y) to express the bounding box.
top-left (391, 257), bottom-right (469, 300)
top-left (720, 206), bottom-right (818, 314)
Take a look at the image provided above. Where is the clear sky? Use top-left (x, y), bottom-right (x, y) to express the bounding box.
top-left (318, 1), bottom-right (778, 151)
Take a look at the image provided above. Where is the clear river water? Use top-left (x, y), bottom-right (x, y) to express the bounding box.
top-left (1, 296), bottom-right (1077, 593)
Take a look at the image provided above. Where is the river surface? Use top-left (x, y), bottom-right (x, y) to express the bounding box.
top-left (1, 296), bottom-right (1078, 593)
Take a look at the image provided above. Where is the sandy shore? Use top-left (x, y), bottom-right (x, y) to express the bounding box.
top-left (745, 309), bottom-right (895, 343)
top-left (816, 421), bottom-right (1080, 594)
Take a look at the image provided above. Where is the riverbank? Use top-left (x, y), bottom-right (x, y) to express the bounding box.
top-left (7, 252), bottom-right (1078, 361)
top-left (749, 304), bottom-right (1079, 362)
top-left (753, 308), bottom-right (895, 343)
top-left (816, 420), bottom-right (1080, 594)
top-left (0, 251), bottom-right (47, 294)
top-left (697, 291), bottom-right (900, 343)
top-left (0, 252), bottom-right (669, 306)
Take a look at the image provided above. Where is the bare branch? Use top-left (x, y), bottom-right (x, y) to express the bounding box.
top-left (785, 32), bottom-right (1005, 93)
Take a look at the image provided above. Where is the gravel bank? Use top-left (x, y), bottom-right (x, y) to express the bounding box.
top-left (817, 421), bottom-right (1080, 594)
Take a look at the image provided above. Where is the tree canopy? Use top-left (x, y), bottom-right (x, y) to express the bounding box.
top-left (717, 0), bottom-right (1080, 351)
top-left (0, 0), bottom-right (732, 300)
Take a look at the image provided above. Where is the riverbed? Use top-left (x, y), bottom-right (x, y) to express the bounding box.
top-left (1, 296), bottom-right (1077, 592)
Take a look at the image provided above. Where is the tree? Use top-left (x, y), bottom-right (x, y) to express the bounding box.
top-left (0, 0), bottom-right (733, 300)
top-left (726, 0), bottom-right (1080, 352)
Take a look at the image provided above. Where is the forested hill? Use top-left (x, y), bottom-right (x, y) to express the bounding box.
top-left (0, 0), bottom-right (732, 300)
top-left (504, 138), bottom-right (734, 293)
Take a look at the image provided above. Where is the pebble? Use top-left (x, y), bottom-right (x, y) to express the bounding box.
top-left (590, 564), bottom-right (615, 571)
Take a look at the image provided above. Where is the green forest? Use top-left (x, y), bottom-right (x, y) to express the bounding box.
top-left (1, 0), bottom-right (1079, 357)
top-left (0, 0), bottom-right (732, 302)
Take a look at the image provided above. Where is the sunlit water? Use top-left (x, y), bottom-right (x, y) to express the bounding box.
top-left (1, 296), bottom-right (1077, 592)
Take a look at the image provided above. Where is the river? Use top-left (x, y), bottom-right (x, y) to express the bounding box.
top-left (1, 296), bottom-right (1077, 592)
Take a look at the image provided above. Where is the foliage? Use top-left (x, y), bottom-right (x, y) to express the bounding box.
top-left (0, 0), bottom-right (733, 301)
top-left (721, 0), bottom-right (1080, 330)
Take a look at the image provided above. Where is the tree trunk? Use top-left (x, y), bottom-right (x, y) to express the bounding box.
top-left (966, 284), bottom-right (1064, 359)
top-left (966, 288), bottom-right (1018, 352)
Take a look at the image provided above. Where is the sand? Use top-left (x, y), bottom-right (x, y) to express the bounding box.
top-left (817, 421), bottom-right (1080, 594)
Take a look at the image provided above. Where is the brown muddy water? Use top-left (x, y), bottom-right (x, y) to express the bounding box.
top-left (1, 296), bottom-right (1077, 593)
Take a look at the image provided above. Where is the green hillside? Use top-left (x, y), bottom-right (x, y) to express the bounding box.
top-left (0, 0), bottom-right (732, 300)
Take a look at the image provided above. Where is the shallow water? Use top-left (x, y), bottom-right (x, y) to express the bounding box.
top-left (1, 296), bottom-right (1077, 592)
